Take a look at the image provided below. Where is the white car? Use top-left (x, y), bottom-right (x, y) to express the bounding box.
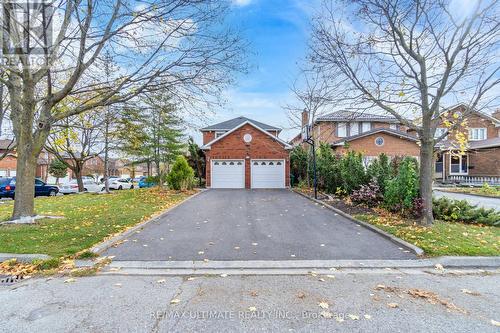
top-left (108, 178), bottom-right (134, 190)
top-left (60, 179), bottom-right (104, 194)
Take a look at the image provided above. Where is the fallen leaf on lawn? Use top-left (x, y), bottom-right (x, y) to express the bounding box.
top-left (320, 311), bottom-right (333, 319)
top-left (157, 279), bottom-right (166, 283)
top-left (348, 314), bottom-right (359, 320)
top-left (248, 306), bottom-right (257, 312)
top-left (64, 278), bottom-right (76, 283)
top-left (491, 319), bottom-right (500, 327)
top-left (460, 288), bottom-right (480, 296)
top-left (364, 314), bottom-right (372, 319)
top-left (170, 298), bottom-right (180, 305)
top-left (318, 301), bottom-right (329, 309)
top-left (387, 303), bottom-right (399, 308)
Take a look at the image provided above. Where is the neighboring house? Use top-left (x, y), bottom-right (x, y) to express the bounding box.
top-left (293, 105), bottom-right (500, 184)
top-left (298, 110), bottom-right (420, 163)
top-left (201, 117), bottom-right (292, 189)
top-left (434, 105), bottom-right (500, 184)
top-left (0, 139), bottom-right (18, 177)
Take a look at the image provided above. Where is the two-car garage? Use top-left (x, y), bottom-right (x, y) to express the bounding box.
top-left (211, 159), bottom-right (286, 189)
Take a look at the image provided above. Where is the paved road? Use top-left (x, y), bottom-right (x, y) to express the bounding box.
top-left (104, 189), bottom-right (414, 261)
top-left (434, 189), bottom-right (500, 211)
top-left (1, 270), bottom-right (499, 332)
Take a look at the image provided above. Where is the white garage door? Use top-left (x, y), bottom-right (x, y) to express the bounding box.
top-left (251, 160), bottom-right (285, 189)
top-left (211, 160), bottom-right (245, 188)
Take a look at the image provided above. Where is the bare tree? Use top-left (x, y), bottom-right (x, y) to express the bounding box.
top-left (45, 111), bottom-right (105, 192)
top-left (309, 0), bottom-right (500, 225)
top-left (1, 0), bottom-right (246, 219)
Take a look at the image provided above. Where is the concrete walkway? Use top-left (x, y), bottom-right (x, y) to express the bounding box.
top-left (434, 189), bottom-right (500, 211)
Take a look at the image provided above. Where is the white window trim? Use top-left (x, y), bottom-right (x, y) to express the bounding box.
top-left (337, 122), bottom-right (347, 137)
top-left (215, 131), bottom-right (226, 138)
top-left (468, 128), bottom-right (487, 141)
top-left (449, 154), bottom-right (469, 175)
top-left (361, 122), bottom-right (371, 133)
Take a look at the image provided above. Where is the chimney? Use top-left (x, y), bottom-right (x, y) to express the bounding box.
top-left (492, 109), bottom-right (500, 121)
top-left (301, 109), bottom-right (309, 128)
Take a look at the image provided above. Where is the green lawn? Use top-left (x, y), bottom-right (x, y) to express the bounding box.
top-left (355, 214), bottom-right (500, 256)
top-left (0, 189), bottom-right (191, 257)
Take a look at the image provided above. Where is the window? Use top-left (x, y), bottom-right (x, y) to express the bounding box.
top-left (229, 162), bottom-right (234, 165)
top-left (269, 162), bottom-right (274, 165)
top-left (215, 131), bottom-right (226, 138)
top-left (375, 137), bottom-right (385, 146)
top-left (450, 154), bottom-right (468, 174)
top-left (361, 122), bottom-right (371, 133)
top-left (214, 162), bottom-right (219, 165)
top-left (435, 128), bottom-right (447, 139)
top-left (35, 179), bottom-right (44, 186)
top-left (435, 153), bottom-right (443, 173)
top-left (337, 122), bottom-right (347, 137)
top-left (222, 162), bottom-right (227, 165)
top-left (389, 123), bottom-right (398, 130)
top-left (253, 162), bottom-right (258, 165)
top-left (277, 161), bottom-right (282, 165)
top-left (261, 162), bottom-right (266, 165)
top-left (468, 128), bottom-right (486, 141)
top-left (349, 122), bottom-right (359, 136)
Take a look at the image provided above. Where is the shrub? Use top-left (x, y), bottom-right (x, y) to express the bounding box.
top-left (316, 143), bottom-right (342, 193)
top-left (290, 145), bottom-right (308, 186)
top-left (383, 157), bottom-right (419, 215)
top-left (479, 183), bottom-right (500, 196)
top-left (351, 180), bottom-right (382, 207)
top-left (340, 151), bottom-right (367, 194)
top-left (432, 197), bottom-right (500, 226)
top-left (367, 153), bottom-right (392, 192)
top-left (166, 156), bottom-right (195, 190)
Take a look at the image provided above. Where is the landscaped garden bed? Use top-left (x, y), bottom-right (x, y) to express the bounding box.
top-left (438, 183), bottom-right (500, 198)
top-left (291, 146), bottom-right (500, 257)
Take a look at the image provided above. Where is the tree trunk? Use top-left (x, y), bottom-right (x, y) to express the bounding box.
top-left (419, 139), bottom-right (435, 225)
top-left (12, 147), bottom-right (37, 219)
top-left (75, 166), bottom-right (84, 192)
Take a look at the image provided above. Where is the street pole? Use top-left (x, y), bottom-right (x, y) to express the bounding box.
top-left (311, 139), bottom-right (317, 199)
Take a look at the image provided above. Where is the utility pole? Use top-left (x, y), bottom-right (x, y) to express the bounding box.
top-left (103, 53), bottom-right (112, 193)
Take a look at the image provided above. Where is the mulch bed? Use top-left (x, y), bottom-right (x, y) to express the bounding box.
top-left (296, 188), bottom-right (374, 216)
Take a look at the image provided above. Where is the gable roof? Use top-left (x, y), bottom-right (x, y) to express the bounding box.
top-left (317, 110), bottom-right (399, 123)
top-left (441, 103), bottom-right (500, 127)
top-left (331, 128), bottom-right (419, 146)
top-left (200, 117), bottom-right (281, 132)
top-left (201, 120), bottom-right (292, 150)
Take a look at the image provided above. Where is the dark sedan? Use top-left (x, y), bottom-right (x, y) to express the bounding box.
top-left (0, 177), bottom-right (59, 199)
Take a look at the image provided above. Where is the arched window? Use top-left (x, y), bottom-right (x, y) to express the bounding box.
top-left (222, 162), bottom-right (227, 165)
top-left (277, 161), bottom-right (282, 165)
top-left (214, 162), bottom-right (219, 165)
top-left (237, 162), bottom-right (242, 165)
top-left (269, 162), bottom-right (274, 165)
top-left (253, 162), bottom-right (258, 165)
top-left (261, 162), bottom-right (266, 165)
top-left (229, 162), bottom-right (234, 165)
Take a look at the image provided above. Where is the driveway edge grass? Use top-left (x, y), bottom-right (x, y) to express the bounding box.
top-left (292, 189), bottom-right (425, 256)
top-left (90, 189), bottom-right (207, 255)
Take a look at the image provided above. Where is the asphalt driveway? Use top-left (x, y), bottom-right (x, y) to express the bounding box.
top-left (104, 190), bottom-right (415, 260)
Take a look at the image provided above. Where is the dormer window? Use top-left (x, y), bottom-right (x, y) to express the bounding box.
top-left (215, 131), bottom-right (226, 138)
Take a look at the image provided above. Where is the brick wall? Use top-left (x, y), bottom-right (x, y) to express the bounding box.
top-left (204, 124), bottom-right (290, 188)
top-left (468, 148), bottom-right (500, 176)
top-left (312, 121), bottom-right (408, 144)
top-left (333, 132), bottom-right (420, 157)
top-left (0, 154), bottom-right (18, 176)
top-left (437, 106), bottom-right (500, 140)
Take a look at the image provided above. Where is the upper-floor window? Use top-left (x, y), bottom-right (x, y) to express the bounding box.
top-left (337, 122), bottom-right (347, 137)
top-left (215, 131), bottom-right (226, 138)
top-left (349, 122), bottom-right (359, 136)
top-left (389, 123), bottom-right (398, 130)
top-left (361, 122), bottom-right (371, 133)
top-left (468, 128), bottom-right (487, 141)
top-left (435, 128), bottom-right (448, 139)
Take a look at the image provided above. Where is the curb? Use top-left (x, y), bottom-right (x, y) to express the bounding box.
top-left (434, 188), bottom-right (500, 200)
top-left (0, 253), bottom-right (50, 263)
top-left (90, 189), bottom-right (207, 255)
top-left (74, 256), bottom-right (500, 275)
top-left (292, 189), bottom-right (425, 256)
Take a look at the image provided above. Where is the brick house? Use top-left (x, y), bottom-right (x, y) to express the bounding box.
top-left (201, 117), bottom-right (292, 188)
top-left (434, 105), bottom-right (500, 184)
top-left (298, 110), bottom-right (420, 164)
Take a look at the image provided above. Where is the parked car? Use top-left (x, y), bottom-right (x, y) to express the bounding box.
top-left (138, 176), bottom-right (156, 188)
top-left (60, 179), bottom-right (103, 194)
top-left (0, 177), bottom-right (59, 198)
top-left (109, 178), bottom-right (134, 190)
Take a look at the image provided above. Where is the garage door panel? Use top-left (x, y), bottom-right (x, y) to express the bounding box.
top-left (211, 160), bottom-right (244, 188)
top-left (251, 160), bottom-right (285, 189)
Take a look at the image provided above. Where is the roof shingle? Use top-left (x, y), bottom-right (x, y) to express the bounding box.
top-left (316, 110), bottom-right (398, 122)
top-left (200, 117), bottom-right (281, 131)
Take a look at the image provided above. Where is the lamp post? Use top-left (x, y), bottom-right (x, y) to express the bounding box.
top-left (302, 124), bottom-right (318, 199)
